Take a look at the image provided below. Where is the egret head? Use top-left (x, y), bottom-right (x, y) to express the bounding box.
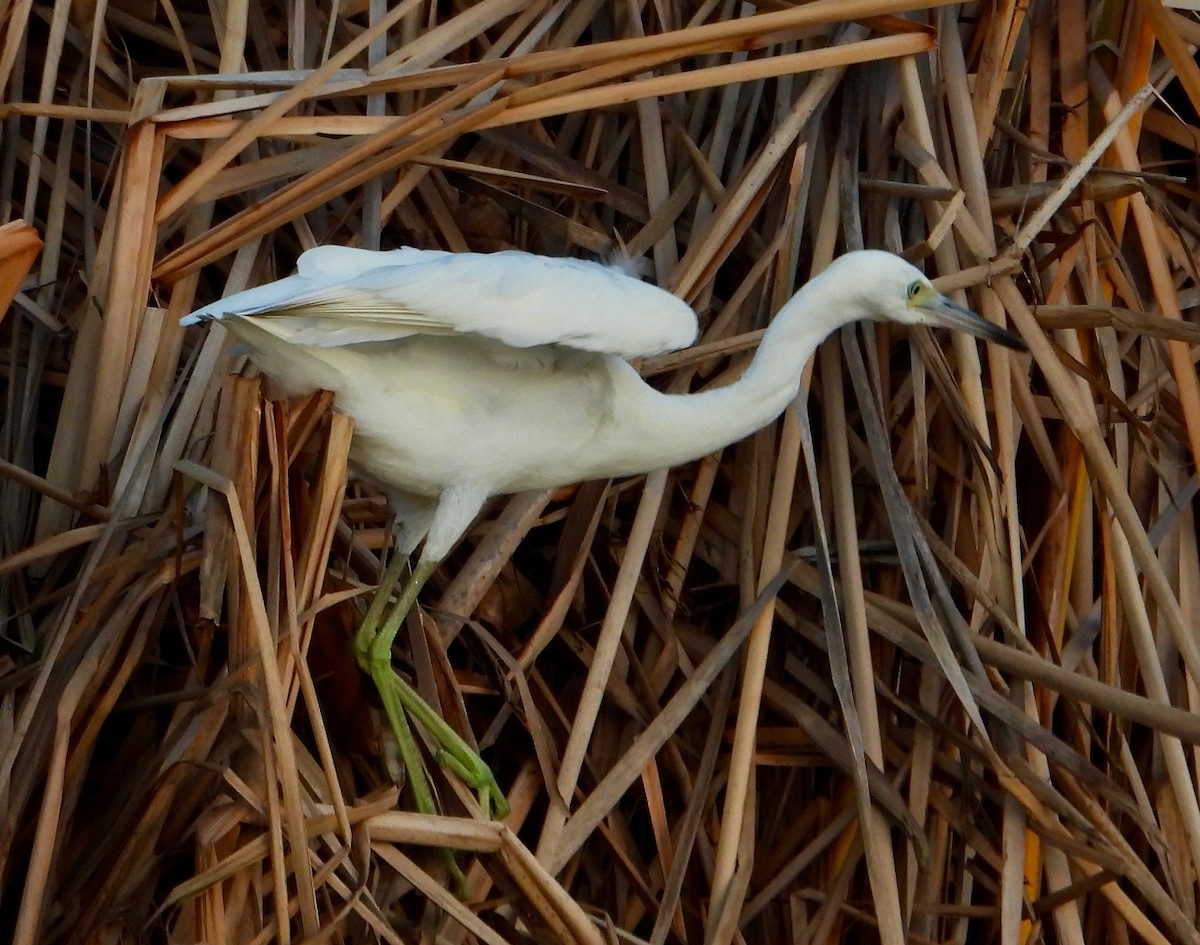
top-left (830, 251), bottom-right (1025, 351)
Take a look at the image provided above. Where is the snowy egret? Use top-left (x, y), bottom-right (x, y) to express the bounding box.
top-left (182, 246), bottom-right (1024, 819)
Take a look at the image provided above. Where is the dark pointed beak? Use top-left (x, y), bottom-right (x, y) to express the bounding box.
top-left (922, 295), bottom-right (1026, 351)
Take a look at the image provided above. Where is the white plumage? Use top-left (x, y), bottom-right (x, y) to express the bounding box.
top-left (185, 246), bottom-right (1020, 560)
top-left (184, 245), bottom-right (697, 358)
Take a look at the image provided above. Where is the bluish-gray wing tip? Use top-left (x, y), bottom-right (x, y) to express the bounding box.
top-left (180, 308), bottom-right (222, 326)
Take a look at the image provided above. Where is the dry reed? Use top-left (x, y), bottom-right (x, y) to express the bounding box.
top-left (3, 2), bottom-right (1200, 944)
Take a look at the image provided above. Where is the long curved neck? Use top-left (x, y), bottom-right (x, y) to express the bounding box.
top-left (621, 275), bottom-right (854, 470)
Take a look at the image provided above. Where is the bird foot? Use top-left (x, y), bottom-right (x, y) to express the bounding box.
top-left (354, 554), bottom-right (510, 821)
top-left (361, 660), bottom-right (466, 894)
top-left (363, 647), bottom-right (511, 820)
top-left (432, 746), bottom-right (509, 821)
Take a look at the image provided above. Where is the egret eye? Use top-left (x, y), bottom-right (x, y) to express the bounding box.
top-left (907, 280), bottom-right (923, 301)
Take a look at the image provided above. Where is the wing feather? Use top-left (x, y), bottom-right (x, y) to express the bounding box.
top-left (183, 247), bottom-right (698, 359)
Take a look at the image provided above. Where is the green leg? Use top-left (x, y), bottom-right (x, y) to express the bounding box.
top-left (354, 555), bottom-right (510, 821)
top-left (352, 551), bottom-right (409, 661)
top-left (378, 667), bottom-right (509, 820)
top-left (373, 662), bottom-right (468, 895)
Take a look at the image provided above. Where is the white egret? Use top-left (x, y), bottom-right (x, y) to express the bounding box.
top-left (182, 246), bottom-right (1024, 821)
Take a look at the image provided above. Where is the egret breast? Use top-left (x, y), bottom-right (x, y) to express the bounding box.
top-left (325, 336), bottom-right (615, 497)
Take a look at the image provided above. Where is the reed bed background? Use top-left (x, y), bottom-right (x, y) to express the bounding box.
top-left (3, 1), bottom-right (1200, 943)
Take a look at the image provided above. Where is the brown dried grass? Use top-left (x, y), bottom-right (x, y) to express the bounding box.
top-left (3, 2), bottom-right (1200, 944)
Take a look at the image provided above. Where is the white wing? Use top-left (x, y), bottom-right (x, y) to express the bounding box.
top-left (182, 246), bottom-right (698, 359)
